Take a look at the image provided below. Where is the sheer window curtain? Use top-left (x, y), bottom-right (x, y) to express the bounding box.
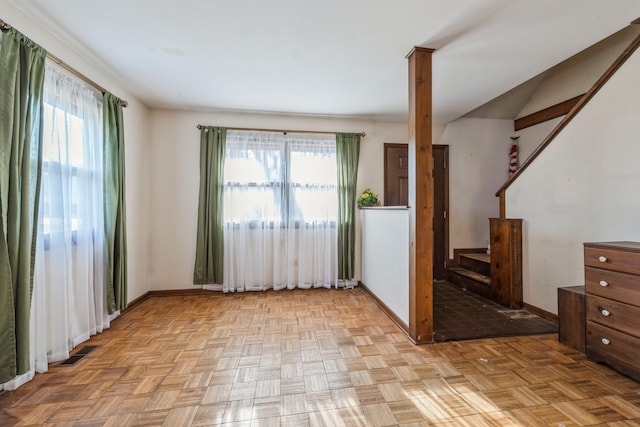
top-left (28, 62), bottom-right (109, 380)
top-left (210, 131), bottom-right (338, 292)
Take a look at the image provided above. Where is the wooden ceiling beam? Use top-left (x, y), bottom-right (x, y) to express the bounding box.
top-left (514, 94), bottom-right (584, 131)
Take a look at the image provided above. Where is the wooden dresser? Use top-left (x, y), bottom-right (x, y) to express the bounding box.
top-left (584, 241), bottom-right (640, 381)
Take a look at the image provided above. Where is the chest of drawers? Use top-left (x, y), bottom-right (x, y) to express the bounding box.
top-left (584, 241), bottom-right (640, 381)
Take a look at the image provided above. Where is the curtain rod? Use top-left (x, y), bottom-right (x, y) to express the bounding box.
top-left (196, 124), bottom-right (366, 138)
top-left (0, 19), bottom-right (128, 108)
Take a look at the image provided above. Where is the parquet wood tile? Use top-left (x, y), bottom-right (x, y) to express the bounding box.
top-left (2, 288), bottom-right (640, 426)
top-left (327, 371), bottom-right (352, 390)
top-left (280, 412), bottom-right (309, 427)
top-left (304, 391), bottom-right (334, 413)
top-left (386, 399), bottom-right (425, 424)
top-left (279, 377), bottom-right (305, 396)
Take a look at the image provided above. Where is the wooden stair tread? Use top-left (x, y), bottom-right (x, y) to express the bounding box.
top-left (448, 267), bottom-right (491, 286)
top-left (458, 253), bottom-right (491, 277)
top-left (460, 253), bottom-right (490, 263)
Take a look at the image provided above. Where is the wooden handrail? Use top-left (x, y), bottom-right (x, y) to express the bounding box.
top-left (495, 26), bottom-right (640, 198)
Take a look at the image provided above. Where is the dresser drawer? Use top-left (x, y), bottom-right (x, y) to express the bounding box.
top-left (586, 321), bottom-right (640, 371)
top-left (584, 244), bottom-right (640, 275)
top-left (585, 267), bottom-right (640, 306)
top-left (586, 295), bottom-right (640, 337)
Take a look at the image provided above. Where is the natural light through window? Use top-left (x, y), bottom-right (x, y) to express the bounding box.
top-left (289, 143), bottom-right (337, 222)
top-left (220, 130), bottom-right (339, 291)
top-left (223, 132), bottom-right (337, 225)
top-left (41, 103), bottom-right (86, 234)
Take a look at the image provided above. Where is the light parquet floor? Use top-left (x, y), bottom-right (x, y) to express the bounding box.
top-left (1, 288), bottom-right (640, 426)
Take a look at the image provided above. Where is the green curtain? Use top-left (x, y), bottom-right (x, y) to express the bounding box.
top-left (0, 29), bottom-right (46, 383)
top-left (336, 133), bottom-right (361, 280)
top-left (193, 126), bottom-right (226, 285)
top-left (103, 92), bottom-right (128, 314)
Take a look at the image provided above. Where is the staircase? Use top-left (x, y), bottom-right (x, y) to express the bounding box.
top-left (447, 218), bottom-right (523, 309)
top-left (447, 253), bottom-right (492, 300)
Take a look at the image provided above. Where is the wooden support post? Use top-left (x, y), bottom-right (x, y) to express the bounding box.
top-left (489, 218), bottom-right (523, 309)
top-left (407, 47), bottom-right (434, 344)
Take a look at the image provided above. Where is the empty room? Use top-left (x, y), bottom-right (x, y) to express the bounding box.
top-left (2, 1), bottom-right (640, 425)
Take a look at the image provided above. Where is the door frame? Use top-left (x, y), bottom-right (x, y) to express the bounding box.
top-left (383, 143), bottom-right (450, 277)
top-left (433, 145), bottom-right (450, 278)
top-left (384, 143), bottom-right (410, 206)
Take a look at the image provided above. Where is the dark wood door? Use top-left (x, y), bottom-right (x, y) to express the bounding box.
top-left (384, 143), bottom-right (448, 279)
top-left (384, 144), bottom-right (409, 206)
top-left (432, 145), bottom-right (448, 280)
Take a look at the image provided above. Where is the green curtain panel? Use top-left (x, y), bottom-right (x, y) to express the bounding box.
top-left (103, 92), bottom-right (128, 314)
top-left (0, 29), bottom-right (46, 383)
top-left (193, 126), bottom-right (226, 285)
top-left (336, 133), bottom-right (361, 280)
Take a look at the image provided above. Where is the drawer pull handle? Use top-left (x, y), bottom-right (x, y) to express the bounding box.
top-left (599, 280), bottom-right (609, 287)
top-left (600, 309), bottom-right (611, 317)
top-left (598, 256), bottom-right (608, 263)
top-left (601, 338), bottom-right (611, 345)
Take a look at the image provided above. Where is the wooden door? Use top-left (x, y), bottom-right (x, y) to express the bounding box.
top-left (432, 145), bottom-right (449, 280)
top-left (384, 143), bottom-right (448, 279)
top-left (384, 143), bottom-right (409, 206)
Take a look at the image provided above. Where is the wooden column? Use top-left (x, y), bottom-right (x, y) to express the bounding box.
top-left (407, 47), bottom-right (434, 344)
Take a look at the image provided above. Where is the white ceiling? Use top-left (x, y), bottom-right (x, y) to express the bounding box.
top-left (13, 0), bottom-right (640, 123)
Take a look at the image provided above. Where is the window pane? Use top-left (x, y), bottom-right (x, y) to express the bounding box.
top-left (224, 185), bottom-right (283, 223)
top-left (290, 150), bottom-right (336, 186)
top-left (223, 131), bottom-right (337, 225)
top-left (289, 142), bottom-right (337, 222)
top-left (43, 104), bottom-right (85, 167)
top-left (42, 102), bottom-right (88, 233)
top-left (291, 186), bottom-right (337, 222)
top-left (224, 154), bottom-right (270, 184)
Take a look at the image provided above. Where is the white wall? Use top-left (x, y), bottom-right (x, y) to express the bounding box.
top-left (438, 118), bottom-right (514, 258)
top-left (121, 102), bottom-right (151, 302)
top-left (512, 28), bottom-right (638, 179)
top-left (506, 47), bottom-right (640, 315)
top-left (515, 117), bottom-right (563, 164)
top-left (2, 2), bottom-right (152, 301)
top-left (517, 25), bottom-right (639, 118)
top-left (147, 109), bottom-right (408, 290)
top-left (361, 208), bottom-right (409, 326)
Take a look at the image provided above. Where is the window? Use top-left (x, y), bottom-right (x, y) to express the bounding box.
top-left (31, 61), bottom-right (110, 369)
top-left (40, 67), bottom-right (103, 247)
top-left (288, 139), bottom-right (337, 222)
top-left (41, 104), bottom-right (87, 238)
top-left (221, 130), bottom-right (339, 291)
top-left (223, 131), bottom-right (337, 226)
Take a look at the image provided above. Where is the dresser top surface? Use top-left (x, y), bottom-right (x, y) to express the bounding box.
top-left (584, 241), bottom-right (640, 252)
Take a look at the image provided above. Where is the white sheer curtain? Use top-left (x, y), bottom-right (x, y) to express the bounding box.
top-left (10, 62), bottom-right (110, 388)
top-left (219, 131), bottom-right (338, 292)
